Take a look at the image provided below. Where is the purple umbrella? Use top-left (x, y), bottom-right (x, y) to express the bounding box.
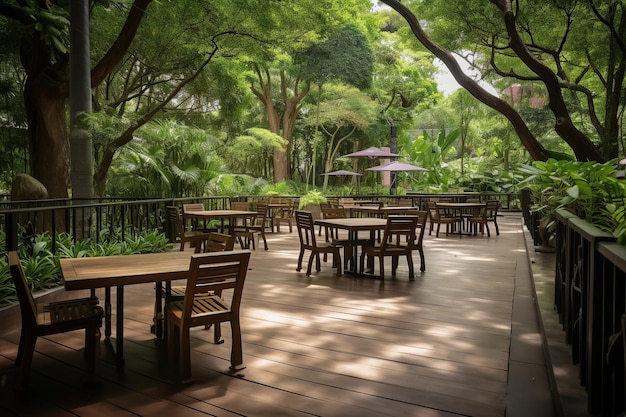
top-left (342, 147), bottom-right (399, 160)
top-left (321, 170), bottom-right (363, 176)
top-left (366, 161), bottom-right (428, 172)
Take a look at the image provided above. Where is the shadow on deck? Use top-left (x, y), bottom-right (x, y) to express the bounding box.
top-left (0, 213), bottom-right (577, 416)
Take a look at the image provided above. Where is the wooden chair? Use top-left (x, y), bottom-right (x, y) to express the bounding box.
top-left (167, 206), bottom-right (212, 252)
top-left (182, 203), bottom-right (216, 233)
top-left (320, 206), bottom-right (347, 242)
top-left (485, 200), bottom-right (501, 235)
top-left (275, 198), bottom-right (298, 233)
top-left (467, 205), bottom-right (489, 236)
top-left (431, 202), bottom-right (459, 237)
top-left (468, 200), bottom-right (500, 237)
top-left (295, 210), bottom-right (342, 276)
top-left (166, 251), bottom-right (251, 384)
top-left (413, 210), bottom-right (428, 272)
top-left (235, 203), bottom-right (269, 250)
top-left (160, 233), bottom-right (235, 337)
top-left (8, 251), bottom-right (104, 389)
top-left (359, 215), bottom-right (419, 281)
top-left (167, 232), bottom-right (236, 300)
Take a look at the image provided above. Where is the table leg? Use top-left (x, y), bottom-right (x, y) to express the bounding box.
top-left (115, 285), bottom-right (125, 365)
top-left (102, 285), bottom-right (125, 366)
top-left (104, 287), bottom-right (112, 337)
top-left (152, 281), bottom-right (164, 338)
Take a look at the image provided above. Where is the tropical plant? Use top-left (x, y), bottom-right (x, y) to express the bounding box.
top-left (298, 190), bottom-right (328, 209)
top-left (517, 159), bottom-right (625, 242)
top-left (0, 230), bottom-right (173, 307)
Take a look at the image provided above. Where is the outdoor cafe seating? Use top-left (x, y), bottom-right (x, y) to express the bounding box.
top-left (167, 206), bottom-right (213, 252)
top-left (295, 210), bottom-right (343, 276)
top-left (8, 251), bottom-right (104, 389)
top-left (166, 251), bottom-right (251, 384)
top-left (359, 215), bottom-right (420, 280)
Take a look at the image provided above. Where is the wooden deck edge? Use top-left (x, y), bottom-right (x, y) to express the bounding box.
top-left (511, 216), bottom-right (564, 417)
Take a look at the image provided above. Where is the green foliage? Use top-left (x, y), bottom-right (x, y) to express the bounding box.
top-left (299, 25), bottom-right (373, 89)
top-left (298, 190), bottom-right (328, 209)
top-left (518, 159), bottom-right (625, 236)
top-left (104, 120), bottom-right (223, 198)
top-left (0, 230), bottom-right (173, 307)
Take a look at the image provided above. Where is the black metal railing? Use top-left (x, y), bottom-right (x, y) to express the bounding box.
top-left (1, 193), bottom-right (521, 254)
top-left (554, 209), bottom-right (625, 416)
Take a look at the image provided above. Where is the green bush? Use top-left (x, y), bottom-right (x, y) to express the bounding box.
top-left (0, 230), bottom-right (173, 307)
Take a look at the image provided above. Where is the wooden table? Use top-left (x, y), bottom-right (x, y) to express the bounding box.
top-left (61, 251), bottom-right (199, 364)
top-left (266, 203), bottom-right (292, 232)
top-left (351, 205), bottom-right (419, 218)
top-left (314, 218), bottom-right (387, 274)
top-left (435, 202), bottom-right (485, 235)
top-left (183, 209), bottom-right (256, 234)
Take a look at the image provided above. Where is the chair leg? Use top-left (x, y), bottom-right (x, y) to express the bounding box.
top-left (407, 253), bottom-right (415, 280)
top-left (18, 335), bottom-right (37, 389)
top-left (378, 256), bottom-right (385, 280)
top-left (296, 248), bottom-right (305, 271)
top-left (391, 255), bottom-right (399, 276)
top-left (315, 252), bottom-right (322, 272)
top-left (486, 224), bottom-right (491, 237)
top-left (306, 253), bottom-right (315, 276)
top-left (334, 250), bottom-right (342, 276)
top-left (15, 327), bottom-right (28, 366)
top-left (179, 326), bottom-right (192, 383)
top-left (260, 231), bottom-right (268, 250)
top-left (229, 318), bottom-right (245, 371)
top-left (419, 248), bottom-right (426, 272)
top-left (167, 319), bottom-right (178, 363)
top-left (84, 325), bottom-right (100, 373)
top-left (214, 322), bottom-right (223, 344)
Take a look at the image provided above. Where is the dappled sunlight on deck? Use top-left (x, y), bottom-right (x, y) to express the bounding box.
top-left (0, 212), bottom-right (547, 417)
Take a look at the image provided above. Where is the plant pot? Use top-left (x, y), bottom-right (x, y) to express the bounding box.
top-left (301, 204), bottom-right (322, 219)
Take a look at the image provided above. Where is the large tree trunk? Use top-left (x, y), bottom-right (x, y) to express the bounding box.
top-left (251, 66), bottom-right (309, 183)
top-left (20, 0), bottom-right (152, 199)
top-left (25, 67), bottom-right (69, 199)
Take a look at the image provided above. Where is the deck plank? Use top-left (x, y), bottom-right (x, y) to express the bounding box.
top-left (1, 213), bottom-right (539, 416)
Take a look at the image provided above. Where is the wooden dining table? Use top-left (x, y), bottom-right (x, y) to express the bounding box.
top-left (61, 251), bottom-right (201, 365)
top-left (314, 217), bottom-right (387, 274)
top-left (435, 202), bottom-right (486, 235)
top-left (351, 205), bottom-right (419, 218)
top-left (183, 209), bottom-right (257, 234)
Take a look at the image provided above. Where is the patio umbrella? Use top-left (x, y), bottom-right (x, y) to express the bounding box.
top-left (321, 170), bottom-right (363, 192)
top-left (342, 147), bottom-right (399, 160)
top-left (320, 170), bottom-right (363, 176)
top-left (365, 161), bottom-right (428, 172)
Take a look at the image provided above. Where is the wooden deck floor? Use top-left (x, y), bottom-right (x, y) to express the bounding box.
top-left (0, 213), bottom-right (556, 417)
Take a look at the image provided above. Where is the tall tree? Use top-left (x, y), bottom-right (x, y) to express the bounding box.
top-left (248, 1), bottom-right (375, 183)
top-left (0, 0), bottom-right (152, 198)
top-left (380, 0), bottom-right (617, 162)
